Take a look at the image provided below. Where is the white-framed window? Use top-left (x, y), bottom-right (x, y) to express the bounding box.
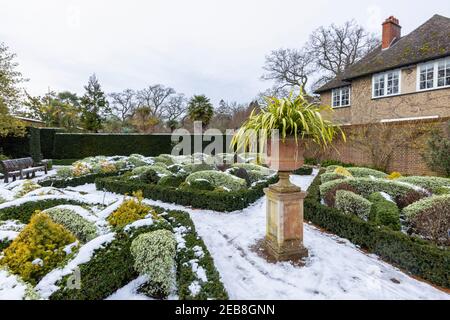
top-left (417, 57), bottom-right (450, 91)
top-left (372, 70), bottom-right (401, 98)
top-left (331, 86), bottom-right (351, 107)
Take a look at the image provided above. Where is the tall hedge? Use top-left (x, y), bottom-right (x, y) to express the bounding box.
top-left (39, 128), bottom-right (65, 159)
top-left (52, 133), bottom-right (234, 159)
top-left (0, 128), bottom-right (31, 159)
top-left (29, 127), bottom-right (42, 163)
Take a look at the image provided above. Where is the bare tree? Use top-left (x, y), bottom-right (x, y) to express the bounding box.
top-left (109, 89), bottom-right (136, 122)
top-left (261, 48), bottom-right (314, 91)
top-left (256, 86), bottom-right (291, 106)
top-left (308, 20), bottom-right (380, 88)
top-left (162, 94), bottom-right (187, 131)
top-left (136, 84), bottom-right (176, 119)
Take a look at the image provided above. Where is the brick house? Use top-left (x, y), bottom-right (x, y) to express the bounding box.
top-left (315, 14), bottom-right (450, 125)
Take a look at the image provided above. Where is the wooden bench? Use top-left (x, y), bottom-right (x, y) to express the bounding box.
top-left (0, 157), bottom-right (49, 183)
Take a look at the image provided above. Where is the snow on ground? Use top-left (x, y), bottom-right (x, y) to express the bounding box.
top-left (138, 170), bottom-right (448, 300)
top-left (1, 171), bottom-right (449, 300)
top-left (106, 275), bottom-right (154, 300)
top-left (0, 269), bottom-right (28, 300)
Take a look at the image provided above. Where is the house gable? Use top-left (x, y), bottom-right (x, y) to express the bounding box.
top-left (316, 14), bottom-right (450, 125)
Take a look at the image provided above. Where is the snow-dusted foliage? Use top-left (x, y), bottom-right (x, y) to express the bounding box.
top-left (130, 230), bottom-right (177, 297)
top-left (186, 170), bottom-right (246, 191)
top-left (335, 190), bottom-right (372, 220)
top-left (43, 207), bottom-right (98, 243)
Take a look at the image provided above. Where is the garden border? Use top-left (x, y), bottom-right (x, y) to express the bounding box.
top-left (0, 198), bottom-right (86, 224)
top-left (95, 175), bottom-right (278, 212)
top-left (304, 170), bottom-right (450, 288)
top-left (40, 170), bottom-right (130, 188)
top-left (49, 206), bottom-right (228, 300)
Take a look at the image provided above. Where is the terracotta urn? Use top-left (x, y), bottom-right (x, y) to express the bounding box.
top-left (266, 137), bottom-right (304, 172)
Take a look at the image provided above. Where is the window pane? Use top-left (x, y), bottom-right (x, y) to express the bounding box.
top-left (332, 89), bottom-right (340, 107)
top-left (438, 60), bottom-right (450, 87)
top-left (341, 87), bottom-right (350, 105)
top-left (377, 75), bottom-right (384, 97)
top-left (419, 64), bottom-right (434, 89)
top-left (386, 71), bottom-right (399, 95)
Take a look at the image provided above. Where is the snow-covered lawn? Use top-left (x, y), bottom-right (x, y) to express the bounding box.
top-left (0, 170), bottom-right (448, 300)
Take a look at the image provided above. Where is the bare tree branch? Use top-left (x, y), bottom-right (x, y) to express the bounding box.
top-left (261, 48), bottom-right (314, 91)
top-left (136, 84), bottom-right (176, 118)
top-left (307, 20), bottom-right (380, 88)
top-left (109, 89), bottom-right (136, 122)
top-left (162, 93), bottom-right (187, 122)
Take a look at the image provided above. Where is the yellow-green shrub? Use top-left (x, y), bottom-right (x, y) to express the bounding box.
top-left (387, 172), bottom-right (402, 180)
top-left (333, 166), bottom-right (352, 177)
top-left (0, 212), bottom-right (78, 284)
top-left (107, 191), bottom-right (158, 228)
top-left (15, 180), bottom-right (41, 198)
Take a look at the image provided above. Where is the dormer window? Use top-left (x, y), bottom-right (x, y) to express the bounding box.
top-left (372, 70), bottom-right (401, 98)
top-left (331, 86), bottom-right (351, 108)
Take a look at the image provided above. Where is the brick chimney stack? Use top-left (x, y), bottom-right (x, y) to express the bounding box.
top-left (382, 16), bottom-right (401, 49)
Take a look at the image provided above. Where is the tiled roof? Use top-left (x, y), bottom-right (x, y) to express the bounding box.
top-left (315, 14), bottom-right (450, 93)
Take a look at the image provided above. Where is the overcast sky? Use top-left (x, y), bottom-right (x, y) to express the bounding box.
top-left (1, 0), bottom-right (448, 105)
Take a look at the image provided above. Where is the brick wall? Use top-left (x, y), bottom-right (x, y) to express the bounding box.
top-left (304, 117), bottom-right (449, 176)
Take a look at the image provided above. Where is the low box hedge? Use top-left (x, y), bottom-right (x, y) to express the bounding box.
top-left (292, 166), bottom-right (314, 175)
top-left (50, 206), bottom-right (228, 300)
top-left (305, 170), bottom-right (450, 289)
top-left (51, 159), bottom-right (80, 166)
top-left (95, 175), bottom-right (278, 212)
top-left (0, 198), bottom-right (85, 224)
top-left (40, 170), bottom-right (130, 188)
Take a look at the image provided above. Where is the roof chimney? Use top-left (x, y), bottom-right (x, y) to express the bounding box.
top-left (382, 16), bottom-right (401, 49)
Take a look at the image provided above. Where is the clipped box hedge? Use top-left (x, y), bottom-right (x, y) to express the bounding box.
top-left (0, 198), bottom-right (85, 224)
top-left (40, 170), bottom-right (130, 188)
top-left (96, 175), bottom-right (278, 212)
top-left (305, 170), bottom-right (450, 289)
top-left (50, 207), bottom-right (228, 300)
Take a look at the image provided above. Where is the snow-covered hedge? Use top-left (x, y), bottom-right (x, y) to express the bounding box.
top-left (305, 170), bottom-right (450, 288)
top-left (181, 163), bottom-right (214, 174)
top-left (320, 177), bottom-right (416, 200)
top-left (43, 207), bottom-right (98, 243)
top-left (130, 230), bottom-right (177, 298)
top-left (45, 207), bottom-right (227, 300)
top-left (346, 167), bottom-right (387, 178)
top-left (185, 170), bottom-right (246, 191)
top-left (49, 155), bottom-right (151, 184)
top-left (320, 172), bottom-right (348, 184)
top-left (13, 180), bottom-right (41, 198)
top-left (0, 198), bottom-right (87, 224)
top-left (396, 176), bottom-right (450, 194)
top-left (403, 194), bottom-right (450, 245)
top-left (96, 174), bottom-right (277, 212)
top-left (403, 194), bottom-right (450, 221)
top-left (335, 190), bottom-right (372, 220)
top-left (231, 163), bottom-right (273, 176)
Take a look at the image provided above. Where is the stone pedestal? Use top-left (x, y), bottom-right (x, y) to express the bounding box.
top-left (264, 171), bottom-right (308, 261)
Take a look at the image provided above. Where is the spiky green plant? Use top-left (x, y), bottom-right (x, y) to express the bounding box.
top-left (231, 90), bottom-right (345, 150)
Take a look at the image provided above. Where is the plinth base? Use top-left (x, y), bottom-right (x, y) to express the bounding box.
top-left (263, 171), bottom-right (309, 262)
top-left (265, 236), bottom-right (309, 261)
